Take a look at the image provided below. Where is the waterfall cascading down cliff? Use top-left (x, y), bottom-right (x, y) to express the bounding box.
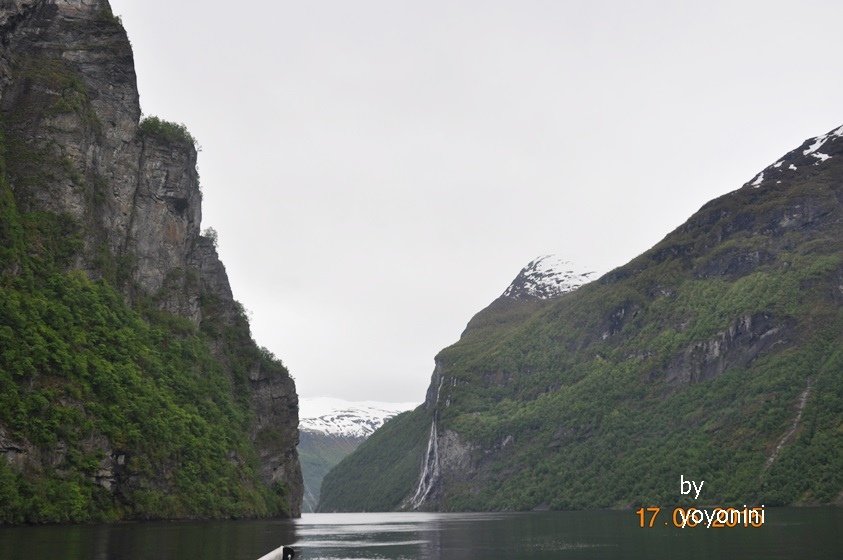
top-left (408, 375), bottom-right (443, 509)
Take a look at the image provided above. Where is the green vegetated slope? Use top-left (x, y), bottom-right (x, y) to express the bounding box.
top-left (0, 145), bottom-right (291, 523)
top-left (319, 408), bottom-right (430, 512)
top-left (320, 128), bottom-right (843, 512)
top-left (299, 432), bottom-right (362, 512)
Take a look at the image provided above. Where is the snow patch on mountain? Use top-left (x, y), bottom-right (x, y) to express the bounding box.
top-left (502, 255), bottom-right (597, 300)
top-left (300, 397), bottom-right (417, 438)
top-left (802, 126), bottom-right (843, 157)
top-left (749, 124), bottom-right (843, 187)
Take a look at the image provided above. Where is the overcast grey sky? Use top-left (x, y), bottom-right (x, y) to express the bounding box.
top-left (110, 0), bottom-right (843, 402)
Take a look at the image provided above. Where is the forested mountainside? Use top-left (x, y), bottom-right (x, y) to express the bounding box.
top-left (320, 126), bottom-right (843, 512)
top-left (0, 0), bottom-right (301, 523)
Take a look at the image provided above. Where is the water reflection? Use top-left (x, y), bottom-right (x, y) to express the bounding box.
top-left (293, 512), bottom-right (623, 559)
top-left (291, 509), bottom-right (843, 560)
top-left (0, 518), bottom-right (297, 560)
top-left (1, 508), bottom-right (841, 560)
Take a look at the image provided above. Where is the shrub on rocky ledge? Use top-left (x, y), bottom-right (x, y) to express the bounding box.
top-left (139, 116), bottom-right (196, 147)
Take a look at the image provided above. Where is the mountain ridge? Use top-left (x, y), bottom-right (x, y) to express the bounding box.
top-left (319, 124), bottom-right (843, 513)
top-left (300, 397), bottom-right (418, 438)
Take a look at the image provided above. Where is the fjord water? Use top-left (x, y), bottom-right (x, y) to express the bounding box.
top-left (2, 508), bottom-right (840, 560)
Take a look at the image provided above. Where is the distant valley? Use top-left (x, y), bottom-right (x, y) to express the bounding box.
top-left (298, 398), bottom-right (416, 512)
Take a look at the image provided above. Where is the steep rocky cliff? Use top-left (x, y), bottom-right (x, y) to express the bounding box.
top-left (320, 125), bottom-right (843, 512)
top-left (0, 0), bottom-right (301, 522)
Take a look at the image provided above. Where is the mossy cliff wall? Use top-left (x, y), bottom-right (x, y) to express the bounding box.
top-left (0, 0), bottom-right (302, 522)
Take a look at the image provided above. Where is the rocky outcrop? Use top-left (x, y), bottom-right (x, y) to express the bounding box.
top-left (0, 0), bottom-right (200, 301)
top-left (664, 312), bottom-right (792, 385)
top-left (0, 427), bottom-right (30, 471)
top-left (126, 133), bottom-right (203, 298)
top-left (249, 358), bottom-right (303, 516)
top-left (0, 0), bottom-right (302, 517)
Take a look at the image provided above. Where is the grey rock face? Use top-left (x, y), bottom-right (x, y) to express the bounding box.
top-left (0, 0), bottom-right (302, 516)
top-left (127, 136), bottom-right (202, 296)
top-left (249, 359), bottom-right (303, 517)
top-left (0, 0), bottom-right (197, 298)
top-left (664, 312), bottom-right (792, 385)
top-left (0, 426), bottom-right (31, 471)
top-left (438, 429), bottom-right (476, 481)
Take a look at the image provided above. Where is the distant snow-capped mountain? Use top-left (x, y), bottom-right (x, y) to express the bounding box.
top-left (502, 255), bottom-right (597, 299)
top-left (298, 397), bottom-right (417, 512)
top-left (300, 397), bottom-right (418, 438)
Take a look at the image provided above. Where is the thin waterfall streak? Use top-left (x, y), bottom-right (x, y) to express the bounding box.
top-left (409, 377), bottom-right (444, 509)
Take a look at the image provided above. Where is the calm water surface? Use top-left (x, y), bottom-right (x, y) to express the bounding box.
top-left (1, 508), bottom-right (840, 559)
